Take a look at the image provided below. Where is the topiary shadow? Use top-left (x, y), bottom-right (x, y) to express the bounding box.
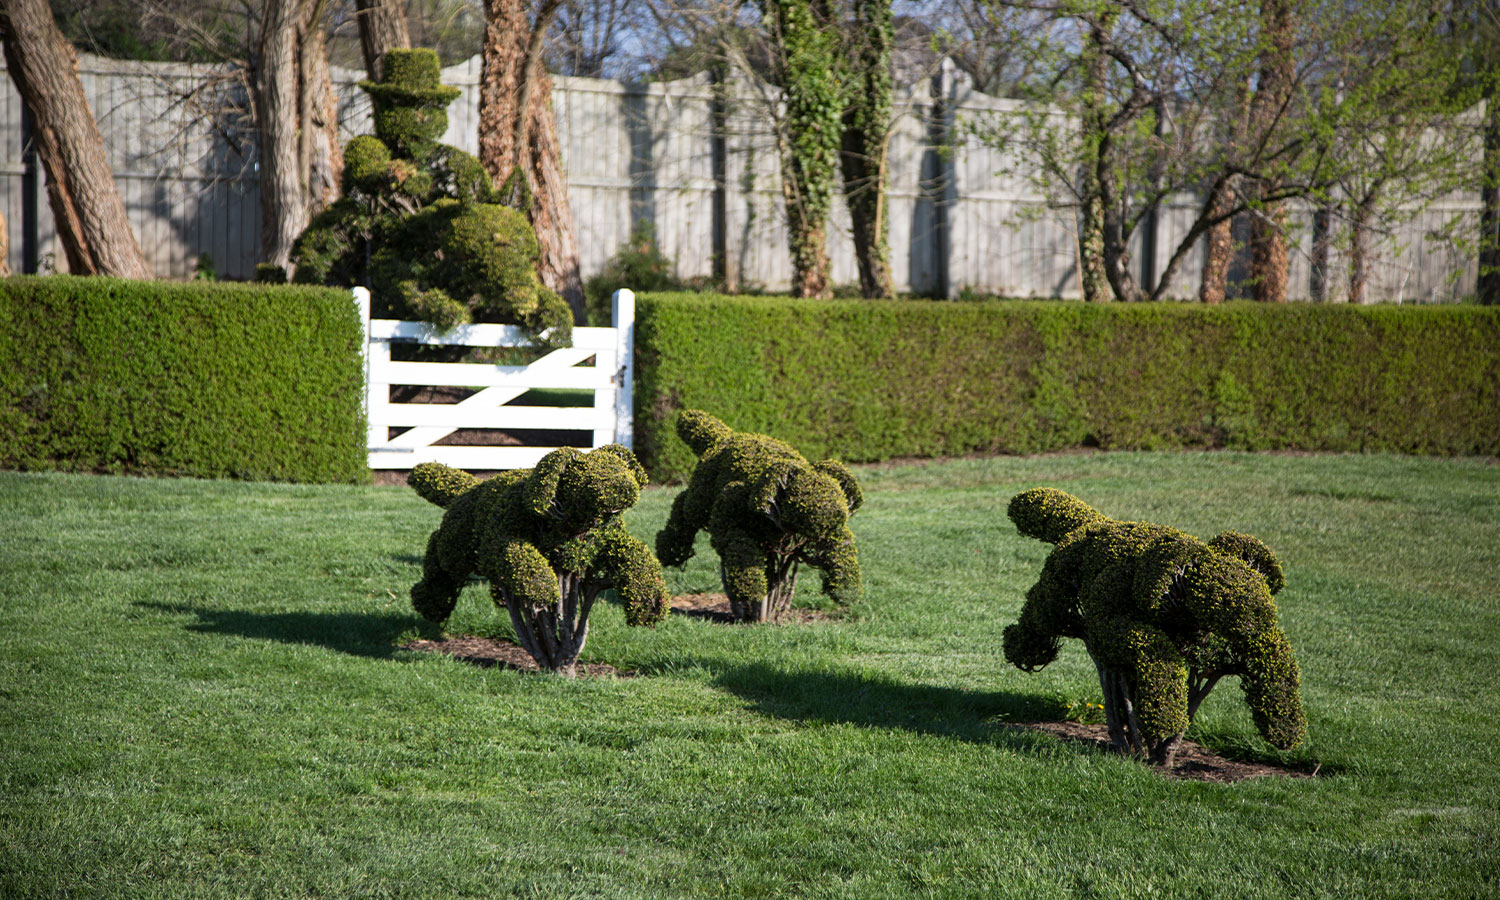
top-left (712, 661), bottom-right (1069, 747)
top-left (136, 601), bottom-right (436, 660)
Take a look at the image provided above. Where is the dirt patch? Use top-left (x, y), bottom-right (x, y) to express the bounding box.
top-left (670, 592), bottom-right (836, 625)
top-left (1007, 720), bottom-right (1314, 783)
top-left (401, 634), bottom-right (633, 677)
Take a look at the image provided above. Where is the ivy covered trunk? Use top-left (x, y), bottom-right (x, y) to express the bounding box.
top-left (1077, 19), bottom-right (1109, 303)
top-left (764, 0), bottom-right (840, 300)
top-left (840, 0), bottom-right (894, 299)
top-left (478, 0), bottom-right (585, 319)
top-left (0, 0), bottom-right (150, 278)
top-left (1095, 661), bottom-right (1225, 768)
top-left (497, 572), bottom-right (605, 676)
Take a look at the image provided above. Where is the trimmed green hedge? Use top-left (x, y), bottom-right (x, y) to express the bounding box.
top-left (0, 276), bottom-right (368, 483)
top-left (634, 293), bottom-right (1500, 482)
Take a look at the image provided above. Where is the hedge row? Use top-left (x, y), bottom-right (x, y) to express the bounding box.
top-left (0, 276), bottom-right (368, 483)
top-left (633, 293), bottom-right (1500, 482)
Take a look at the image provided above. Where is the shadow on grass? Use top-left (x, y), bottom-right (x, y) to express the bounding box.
top-left (713, 661), bottom-right (1069, 748)
top-left (136, 601), bottom-right (436, 660)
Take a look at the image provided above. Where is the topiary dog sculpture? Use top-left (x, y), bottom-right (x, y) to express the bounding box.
top-left (1003, 488), bottom-right (1306, 766)
top-left (408, 445), bottom-right (669, 675)
top-left (656, 411), bottom-right (862, 623)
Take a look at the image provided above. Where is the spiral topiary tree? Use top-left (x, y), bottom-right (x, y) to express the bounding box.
top-left (407, 445), bottom-right (669, 675)
top-left (656, 410), bottom-right (862, 623)
top-left (290, 48), bottom-right (571, 347)
top-left (1003, 488), bottom-right (1306, 767)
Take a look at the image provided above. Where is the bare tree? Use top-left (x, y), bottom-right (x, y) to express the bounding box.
top-left (354, 0), bottom-right (411, 80)
top-left (252, 0), bottom-right (342, 275)
top-left (478, 0), bottom-right (585, 317)
top-left (0, 0), bottom-right (150, 278)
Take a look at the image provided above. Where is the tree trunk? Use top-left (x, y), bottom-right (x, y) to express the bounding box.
top-left (0, 207), bottom-right (9, 277)
top-left (1309, 201), bottom-right (1334, 301)
top-left (253, 0), bottom-right (341, 276)
top-left (1347, 189), bottom-right (1378, 305)
top-left (1199, 76), bottom-right (1250, 304)
top-left (1248, 0), bottom-right (1296, 304)
top-left (354, 0), bottom-right (410, 82)
top-left (1078, 20), bottom-right (1110, 303)
top-left (1480, 95), bottom-right (1500, 305)
top-left (764, 0), bottom-right (840, 299)
top-left (0, 0), bottom-right (150, 278)
top-left (1198, 180), bottom-right (1238, 304)
top-left (840, 0), bottom-right (894, 299)
top-left (478, 0), bottom-right (585, 320)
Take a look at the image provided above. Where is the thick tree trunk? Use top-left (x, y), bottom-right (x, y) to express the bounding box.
top-left (1248, 0), bottom-right (1296, 304)
top-left (254, 0), bottom-right (340, 275)
top-left (1479, 96), bottom-right (1500, 305)
top-left (1199, 77), bottom-right (1250, 304)
top-left (840, 0), bottom-right (893, 299)
top-left (1198, 177), bottom-right (1240, 304)
top-left (478, 0), bottom-right (584, 320)
top-left (354, 0), bottom-right (410, 82)
top-left (0, 0), bottom-right (149, 278)
top-left (1078, 22), bottom-right (1110, 303)
top-left (1347, 190), bottom-right (1378, 305)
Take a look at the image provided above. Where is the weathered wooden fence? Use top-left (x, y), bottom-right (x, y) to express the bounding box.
top-left (358, 286), bottom-right (635, 472)
top-left (0, 53), bottom-right (1482, 301)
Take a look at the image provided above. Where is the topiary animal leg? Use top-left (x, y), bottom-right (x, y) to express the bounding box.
top-left (713, 526), bottom-right (771, 622)
top-left (656, 465), bottom-right (718, 567)
top-left (411, 530), bottom-right (467, 624)
top-left (803, 525), bottom-right (861, 606)
top-left (595, 529), bottom-right (670, 627)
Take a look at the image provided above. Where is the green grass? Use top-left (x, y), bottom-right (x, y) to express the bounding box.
top-left (2, 452), bottom-right (1497, 899)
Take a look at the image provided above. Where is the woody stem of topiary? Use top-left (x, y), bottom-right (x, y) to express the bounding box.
top-left (1095, 661), bottom-right (1185, 767)
top-left (722, 556), bottom-right (800, 624)
top-left (500, 573), bottom-right (605, 676)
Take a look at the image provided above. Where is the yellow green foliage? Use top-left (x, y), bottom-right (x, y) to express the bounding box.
top-left (656, 410), bottom-right (862, 621)
top-left (409, 447), bottom-right (668, 672)
top-left (1003, 487), bottom-right (1306, 757)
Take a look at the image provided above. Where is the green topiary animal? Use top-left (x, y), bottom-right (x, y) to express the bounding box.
top-left (1003, 488), bottom-right (1306, 766)
top-left (656, 410), bottom-right (862, 623)
top-left (408, 446), bottom-right (669, 675)
top-left (290, 48), bottom-right (571, 347)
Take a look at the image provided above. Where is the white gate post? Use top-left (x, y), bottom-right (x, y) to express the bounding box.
top-left (611, 288), bottom-right (635, 450)
top-left (353, 286), bottom-right (384, 458)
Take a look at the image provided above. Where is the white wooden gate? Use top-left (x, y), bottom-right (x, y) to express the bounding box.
top-left (354, 287), bottom-right (635, 471)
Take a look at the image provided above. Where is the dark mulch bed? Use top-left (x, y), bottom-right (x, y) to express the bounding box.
top-left (670, 592), bottom-right (835, 625)
top-left (1007, 720), bottom-right (1315, 783)
top-left (401, 635), bottom-right (633, 677)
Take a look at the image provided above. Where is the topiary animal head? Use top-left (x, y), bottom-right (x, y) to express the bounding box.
top-left (676, 410), bottom-right (734, 456)
top-left (525, 445), bottom-right (649, 528)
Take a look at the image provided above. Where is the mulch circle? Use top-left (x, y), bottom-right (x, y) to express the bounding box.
top-left (670, 592), bottom-right (835, 625)
top-left (401, 635), bottom-right (633, 677)
top-left (1007, 720), bottom-right (1315, 783)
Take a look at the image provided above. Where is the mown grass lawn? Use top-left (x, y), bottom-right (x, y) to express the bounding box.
top-left (1, 452), bottom-right (1497, 899)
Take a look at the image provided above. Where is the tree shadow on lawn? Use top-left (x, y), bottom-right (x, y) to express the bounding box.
top-left (136, 601), bottom-right (436, 660)
top-left (713, 661), bottom-right (1069, 750)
